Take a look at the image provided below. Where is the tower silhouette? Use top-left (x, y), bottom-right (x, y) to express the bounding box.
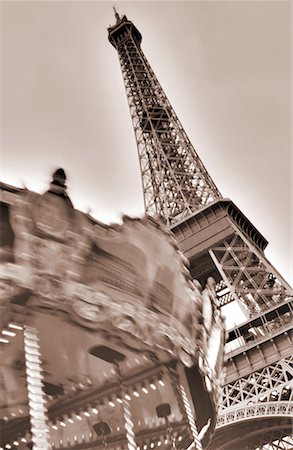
top-left (108, 11), bottom-right (293, 450)
top-left (108, 10), bottom-right (221, 228)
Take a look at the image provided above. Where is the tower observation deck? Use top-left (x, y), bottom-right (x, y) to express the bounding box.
top-left (108, 11), bottom-right (293, 450)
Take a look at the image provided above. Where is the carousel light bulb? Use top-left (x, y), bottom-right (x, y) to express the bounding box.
top-left (68, 418), bottom-right (74, 424)
top-left (125, 393), bottom-right (131, 401)
top-left (21, 438), bottom-right (27, 443)
top-left (13, 442), bottom-right (19, 446)
top-left (2, 330), bottom-right (16, 337)
top-left (117, 397), bottom-right (123, 404)
top-left (133, 390), bottom-right (139, 398)
top-left (92, 407), bottom-right (99, 414)
top-left (5, 445), bottom-right (11, 449)
top-left (52, 425), bottom-right (58, 430)
top-left (76, 415), bottom-right (82, 420)
top-left (109, 400), bottom-right (115, 408)
top-left (8, 323), bottom-right (23, 330)
top-left (60, 421), bottom-right (66, 427)
top-left (158, 379), bottom-right (165, 387)
top-left (157, 441), bottom-right (161, 446)
top-left (142, 386), bottom-right (148, 394)
top-left (84, 411), bottom-right (90, 417)
top-left (150, 383), bottom-right (156, 390)
top-left (0, 338), bottom-right (9, 344)
top-left (150, 443), bottom-right (155, 448)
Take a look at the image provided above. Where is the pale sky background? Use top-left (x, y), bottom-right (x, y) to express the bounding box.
top-left (1, 1), bottom-right (292, 288)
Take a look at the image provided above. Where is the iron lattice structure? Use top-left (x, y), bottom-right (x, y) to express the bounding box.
top-left (210, 233), bottom-right (291, 315)
top-left (108, 11), bottom-right (221, 227)
top-left (170, 205), bottom-right (293, 449)
top-left (108, 12), bottom-right (293, 450)
top-left (219, 356), bottom-right (293, 416)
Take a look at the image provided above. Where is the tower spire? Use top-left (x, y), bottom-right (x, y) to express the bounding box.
top-left (113, 6), bottom-right (120, 23)
top-left (108, 16), bottom-right (221, 227)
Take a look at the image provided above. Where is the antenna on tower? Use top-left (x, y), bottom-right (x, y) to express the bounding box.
top-left (113, 6), bottom-right (120, 23)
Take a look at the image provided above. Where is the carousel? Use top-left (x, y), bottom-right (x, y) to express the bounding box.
top-left (0, 170), bottom-right (225, 450)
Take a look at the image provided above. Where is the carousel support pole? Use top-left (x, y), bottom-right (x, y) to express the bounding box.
top-left (101, 432), bottom-right (108, 449)
top-left (113, 362), bottom-right (137, 450)
top-left (179, 384), bottom-right (203, 450)
top-left (93, 422), bottom-right (111, 449)
top-left (156, 403), bottom-right (176, 450)
top-left (165, 417), bottom-right (176, 450)
top-left (23, 326), bottom-right (51, 450)
top-left (167, 363), bottom-right (203, 450)
top-left (165, 416), bottom-right (176, 450)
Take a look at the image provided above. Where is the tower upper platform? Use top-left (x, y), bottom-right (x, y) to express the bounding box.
top-left (108, 12), bottom-right (142, 49)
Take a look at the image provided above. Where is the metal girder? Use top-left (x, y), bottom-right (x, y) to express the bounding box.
top-left (111, 24), bottom-right (221, 226)
top-left (255, 434), bottom-right (293, 450)
top-left (211, 357), bottom-right (293, 449)
top-left (209, 231), bottom-right (293, 449)
top-left (209, 233), bottom-right (293, 316)
top-left (211, 422), bottom-right (293, 450)
top-left (219, 356), bottom-right (293, 412)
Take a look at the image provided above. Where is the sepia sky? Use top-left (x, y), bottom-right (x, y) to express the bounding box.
top-left (1, 1), bottom-right (292, 286)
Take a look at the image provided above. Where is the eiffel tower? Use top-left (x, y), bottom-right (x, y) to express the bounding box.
top-left (108, 10), bottom-right (293, 450)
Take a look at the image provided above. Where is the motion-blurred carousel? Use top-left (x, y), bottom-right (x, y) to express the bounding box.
top-left (0, 170), bottom-right (225, 450)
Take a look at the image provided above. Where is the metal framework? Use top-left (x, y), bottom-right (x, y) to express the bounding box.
top-left (255, 436), bottom-right (293, 450)
top-left (108, 12), bottom-right (221, 227)
top-left (219, 356), bottom-right (292, 414)
top-left (210, 233), bottom-right (292, 316)
top-left (108, 11), bottom-right (293, 450)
